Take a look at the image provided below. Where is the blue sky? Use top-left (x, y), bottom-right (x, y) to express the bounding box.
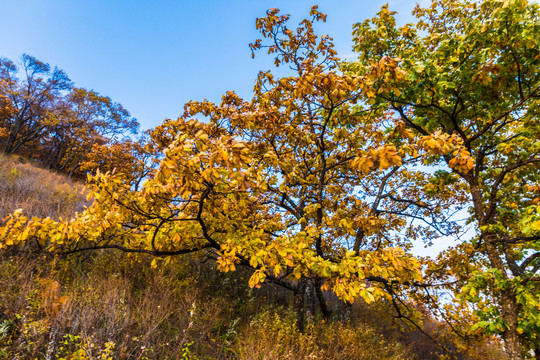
top-left (0, 0), bottom-right (422, 130)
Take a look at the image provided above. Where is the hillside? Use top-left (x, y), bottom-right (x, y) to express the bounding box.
top-left (4, 0), bottom-right (539, 357)
top-left (0, 153), bottom-right (88, 220)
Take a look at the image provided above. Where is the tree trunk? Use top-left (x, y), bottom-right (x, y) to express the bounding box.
top-left (500, 289), bottom-right (523, 360)
top-left (3, 132), bottom-right (15, 154)
top-left (305, 279), bottom-right (316, 324)
top-left (294, 281), bottom-right (306, 332)
top-left (340, 301), bottom-right (353, 323)
top-left (468, 174), bottom-right (524, 360)
top-left (484, 240), bottom-right (523, 360)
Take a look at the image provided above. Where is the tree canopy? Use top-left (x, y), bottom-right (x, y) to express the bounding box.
top-left (348, 0), bottom-right (540, 358)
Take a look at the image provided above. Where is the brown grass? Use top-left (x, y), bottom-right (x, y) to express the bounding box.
top-left (0, 254), bottom-right (211, 359)
top-left (234, 310), bottom-right (413, 360)
top-left (0, 153), bottom-right (88, 220)
top-left (0, 253), bottom-right (423, 359)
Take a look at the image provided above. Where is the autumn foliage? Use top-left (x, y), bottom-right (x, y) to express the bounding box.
top-left (1, 0), bottom-right (540, 359)
top-left (0, 55), bottom-right (142, 178)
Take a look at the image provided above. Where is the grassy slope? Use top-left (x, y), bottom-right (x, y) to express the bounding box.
top-left (0, 155), bottom-right (505, 360)
top-left (0, 153), bottom-right (88, 220)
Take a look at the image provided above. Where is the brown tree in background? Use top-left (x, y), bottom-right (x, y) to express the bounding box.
top-left (0, 54), bottom-right (140, 178)
top-left (0, 54), bottom-right (71, 155)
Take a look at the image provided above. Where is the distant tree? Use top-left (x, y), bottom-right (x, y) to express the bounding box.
top-left (39, 87), bottom-right (139, 176)
top-left (0, 54), bottom-right (72, 154)
top-left (79, 133), bottom-right (157, 189)
top-left (0, 55), bottom-right (140, 178)
top-left (0, 84), bottom-right (13, 141)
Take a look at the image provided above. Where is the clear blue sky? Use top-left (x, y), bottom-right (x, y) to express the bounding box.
top-left (0, 0), bottom-right (423, 130)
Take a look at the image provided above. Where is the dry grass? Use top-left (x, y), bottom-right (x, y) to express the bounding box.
top-left (0, 153), bottom-right (88, 220)
top-left (0, 253), bottom-right (422, 360)
top-left (234, 310), bottom-right (413, 360)
top-left (0, 254), bottom-right (214, 359)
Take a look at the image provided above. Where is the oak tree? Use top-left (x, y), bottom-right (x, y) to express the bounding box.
top-left (0, 7), bottom-right (453, 334)
top-left (348, 0), bottom-right (540, 358)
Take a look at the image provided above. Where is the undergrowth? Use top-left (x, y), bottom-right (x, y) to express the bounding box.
top-left (0, 253), bottom-right (416, 359)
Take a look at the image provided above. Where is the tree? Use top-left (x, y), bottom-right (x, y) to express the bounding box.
top-left (348, 0), bottom-right (540, 358)
top-left (0, 54), bottom-right (72, 154)
top-left (0, 7), bottom-right (455, 335)
top-left (0, 84), bottom-right (14, 142)
top-left (39, 87), bottom-right (139, 176)
top-left (0, 55), bottom-right (140, 178)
